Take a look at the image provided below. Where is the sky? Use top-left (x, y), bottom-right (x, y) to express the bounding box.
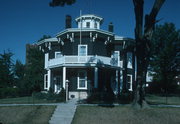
top-left (0, 0), bottom-right (180, 64)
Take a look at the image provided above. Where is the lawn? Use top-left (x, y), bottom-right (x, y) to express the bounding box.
top-left (146, 94), bottom-right (180, 105)
top-left (0, 105), bottom-right (56, 124)
top-left (72, 106), bottom-right (180, 124)
top-left (0, 96), bottom-right (56, 104)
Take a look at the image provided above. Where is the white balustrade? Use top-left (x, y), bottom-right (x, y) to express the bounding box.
top-left (47, 55), bottom-right (123, 68)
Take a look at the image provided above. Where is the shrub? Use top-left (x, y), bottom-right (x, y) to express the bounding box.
top-left (86, 89), bottom-right (101, 103)
top-left (117, 91), bottom-right (133, 104)
top-left (33, 92), bottom-right (48, 99)
top-left (86, 88), bottom-right (115, 104)
top-left (0, 87), bottom-right (19, 98)
top-left (56, 88), bottom-right (66, 102)
top-left (33, 88), bottom-right (66, 102)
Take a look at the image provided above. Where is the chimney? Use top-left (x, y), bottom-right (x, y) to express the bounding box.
top-left (65, 15), bottom-right (72, 29)
top-left (108, 22), bottom-right (114, 32)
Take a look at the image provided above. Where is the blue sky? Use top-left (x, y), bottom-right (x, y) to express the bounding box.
top-left (0, 0), bottom-right (180, 64)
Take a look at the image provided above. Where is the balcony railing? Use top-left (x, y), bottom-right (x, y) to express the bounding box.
top-left (47, 55), bottom-right (123, 68)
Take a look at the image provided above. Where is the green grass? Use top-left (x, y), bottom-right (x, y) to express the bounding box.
top-left (0, 96), bottom-right (56, 104)
top-left (0, 105), bottom-right (56, 124)
top-left (146, 94), bottom-right (180, 105)
top-left (72, 106), bottom-right (180, 124)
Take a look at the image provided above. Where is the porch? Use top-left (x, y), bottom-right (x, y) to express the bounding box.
top-left (44, 67), bottom-right (122, 99)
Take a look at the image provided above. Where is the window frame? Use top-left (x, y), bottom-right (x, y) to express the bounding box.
top-left (127, 74), bottom-right (133, 91)
top-left (55, 51), bottom-right (62, 58)
top-left (86, 22), bottom-right (90, 28)
top-left (127, 52), bottom-right (133, 69)
top-left (94, 22), bottom-right (97, 28)
top-left (111, 51), bottom-right (120, 66)
top-left (78, 45), bottom-right (88, 56)
top-left (44, 74), bottom-right (48, 89)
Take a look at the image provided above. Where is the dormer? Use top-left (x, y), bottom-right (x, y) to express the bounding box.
top-left (75, 14), bottom-right (103, 29)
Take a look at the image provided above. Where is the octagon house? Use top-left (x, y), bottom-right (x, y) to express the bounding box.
top-left (36, 14), bottom-right (136, 99)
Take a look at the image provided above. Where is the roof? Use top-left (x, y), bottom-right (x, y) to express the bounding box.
top-left (114, 35), bottom-right (134, 41)
top-left (56, 28), bottom-right (114, 37)
top-left (75, 14), bottom-right (103, 24)
top-left (36, 37), bottom-right (58, 45)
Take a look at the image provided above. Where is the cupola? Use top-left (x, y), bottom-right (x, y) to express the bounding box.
top-left (75, 14), bottom-right (103, 29)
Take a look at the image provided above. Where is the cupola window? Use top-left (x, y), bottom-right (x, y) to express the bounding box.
top-left (86, 22), bottom-right (90, 28)
top-left (95, 22), bottom-right (97, 28)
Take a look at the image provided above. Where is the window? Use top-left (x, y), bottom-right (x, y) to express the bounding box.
top-left (44, 74), bottom-right (48, 89)
top-left (127, 74), bottom-right (132, 91)
top-left (54, 76), bottom-right (61, 91)
top-left (77, 71), bottom-right (87, 89)
top-left (78, 45), bottom-right (87, 56)
top-left (127, 52), bottom-right (132, 68)
top-left (94, 22), bottom-right (97, 28)
top-left (111, 51), bottom-right (119, 66)
top-left (86, 22), bottom-right (90, 28)
top-left (55, 52), bottom-right (62, 58)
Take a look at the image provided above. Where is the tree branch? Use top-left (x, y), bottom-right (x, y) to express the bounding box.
top-left (133, 0), bottom-right (144, 40)
top-left (49, 0), bottom-right (76, 7)
top-left (144, 0), bottom-right (165, 34)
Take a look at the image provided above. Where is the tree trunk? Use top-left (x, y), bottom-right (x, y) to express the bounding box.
top-left (132, 0), bottom-right (165, 108)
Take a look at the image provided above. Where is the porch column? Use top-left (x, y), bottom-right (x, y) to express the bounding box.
top-left (54, 82), bottom-right (57, 92)
top-left (94, 67), bottom-right (98, 88)
top-left (116, 70), bottom-right (119, 94)
top-left (63, 67), bottom-right (66, 89)
top-left (120, 70), bottom-right (123, 92)
top-left (47, 69), bottom-right (51, 90)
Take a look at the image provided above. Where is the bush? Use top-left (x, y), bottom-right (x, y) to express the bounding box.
top-left (86, 89), bottom-right (100, 103)
top-left (0, 87), bottom-right (19, 98)
top-left (86, 88), bottom-right (115, 104)
top-left (117, 91), bottom-right (133, 104)
top-left (33, 92), bottom-right (48, 99)
top-left (56, 88), bottom-right (66, 102)
top-left (33, 88), bottom-right (66, 102)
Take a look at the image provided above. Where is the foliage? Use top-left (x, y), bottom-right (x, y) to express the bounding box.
top-left (149, 23), bottom-right (180, 94)
top-left (0, 50), bottom-right (14, 88)
top-left (0, 87), bottom-right (19, 98)
top-left (57, 88), bottom-right (66, 102)
top-left (117, 91), bottom-right (133, 104)
top-left (13, 60), bottom-right (26, 95)
top-left (33, 89), bottom-right (66, 102)
top-left (24, 46), bottom-right (44, 95)
top-left (86, 89), bottom-right (115, 104)
top-left (49, 0), bottom-right (76, 7)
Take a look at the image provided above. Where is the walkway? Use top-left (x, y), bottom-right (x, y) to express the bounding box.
top-left (49, 99), bottom-right (77, 124)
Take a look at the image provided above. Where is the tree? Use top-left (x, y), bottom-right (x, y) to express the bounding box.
top-left (13, 60), bottom-right (25, 93)
top-left (14, 60), bottom-right (25, 80)
top-left (149, 23), bottom-right (180, 94)
top-left (24, 46), bottom-right (44, 95)
top-left (0, 50), bottom-right (14, 88)
top-left (49, 0), bottom-right (76, 7)
top-left (132, 0), bottom-right (165, 108)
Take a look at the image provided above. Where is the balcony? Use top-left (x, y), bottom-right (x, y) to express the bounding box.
top-left (46, 55), bottom-right (123, 69)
